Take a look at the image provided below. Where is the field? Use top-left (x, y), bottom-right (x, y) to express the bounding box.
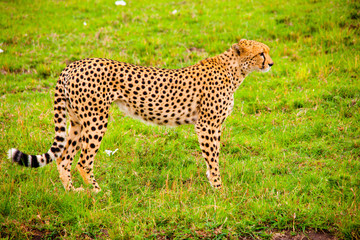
top-left (0, 0), bottom-right (359, 239)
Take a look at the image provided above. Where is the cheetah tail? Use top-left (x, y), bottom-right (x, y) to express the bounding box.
top-left (8, 82), bottom-right (68, 168)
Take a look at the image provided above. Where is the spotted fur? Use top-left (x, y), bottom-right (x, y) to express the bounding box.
top-left (8, 39), bottom-right (274, 192)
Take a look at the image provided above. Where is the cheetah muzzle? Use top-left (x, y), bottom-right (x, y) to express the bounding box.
top-left (8, 39), bottom-right (274, 192)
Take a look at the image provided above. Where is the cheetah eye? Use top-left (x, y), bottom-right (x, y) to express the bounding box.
top-left (260, 52), bottom-right (265, 57)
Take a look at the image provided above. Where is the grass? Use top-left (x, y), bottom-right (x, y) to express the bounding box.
top-left (0, 0), bottom-right (359, 238)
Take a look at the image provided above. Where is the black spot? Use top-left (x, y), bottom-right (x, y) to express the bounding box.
top-left (12, 150), bottom-right (20, 163)
top-left (31, 155), bottom-right (39, 168)
top-left (56, 136), bottom-right (65, 142)
top-left (45, 153), bottom-right (51, 163)
top-left (14, 151), bottom-right (28, 167)
top-left (20, 153), bottom-right (29, 167)
top-left (51, 147), bottom-right (61, 153)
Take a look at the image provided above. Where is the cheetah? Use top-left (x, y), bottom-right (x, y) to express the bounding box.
top-left (8, 39), bottom-right (274, 192)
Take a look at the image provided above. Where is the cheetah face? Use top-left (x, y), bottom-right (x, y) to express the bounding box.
top-left (255, 49), bottom-right (274, 73)
top-left (232, 39), bottom-right (274, 73)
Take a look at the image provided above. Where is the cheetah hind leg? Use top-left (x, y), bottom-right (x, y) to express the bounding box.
top-left (75, 119), bottom-right (108, 193)
top-left (56, 119), bottom-right (82, 191)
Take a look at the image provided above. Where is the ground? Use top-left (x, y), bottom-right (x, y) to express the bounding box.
top-left (0, 0), bottom-right (359, 239)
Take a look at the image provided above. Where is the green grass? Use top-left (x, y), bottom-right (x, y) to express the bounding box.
top-left (0, 0), bottom-right (359, 238)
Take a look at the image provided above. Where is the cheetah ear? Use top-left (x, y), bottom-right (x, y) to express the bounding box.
top-left (232, 43), bottom-right (242, 56)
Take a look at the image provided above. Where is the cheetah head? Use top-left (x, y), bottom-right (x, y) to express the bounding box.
top-left (231, 39), bottom-right (274, 73)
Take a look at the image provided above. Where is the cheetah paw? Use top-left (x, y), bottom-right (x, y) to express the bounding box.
top-left (74, 187), bottom-right (85, 192)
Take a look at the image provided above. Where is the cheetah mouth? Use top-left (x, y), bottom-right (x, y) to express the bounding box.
top-left (259, 66), bottom-right (271, 72)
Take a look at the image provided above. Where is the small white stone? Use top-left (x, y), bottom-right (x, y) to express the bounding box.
top-left (172, 9), bottom-right (178, 14)
top-left (0, 49), bottom-right (3, 53)
top-left (115, 0), bottom-right (126, 6)
top-left (83, 22), bottom-right (87, 26)
top-left (105, 149), bottom-right (119, 156)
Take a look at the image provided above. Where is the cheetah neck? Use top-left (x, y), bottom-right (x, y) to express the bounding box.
top-left (217, 49), bottom-right (251, 91)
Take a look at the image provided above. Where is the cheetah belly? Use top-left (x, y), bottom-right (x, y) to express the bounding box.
top-left (228, 96), bottom-right (235, 116)
top-left (114, 100), bottom-right (148, 124)
top-left (114, 99), bottom-right (198, 126)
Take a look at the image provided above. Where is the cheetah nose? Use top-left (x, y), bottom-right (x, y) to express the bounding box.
top-left (269, 62), bottom-right (274, 67)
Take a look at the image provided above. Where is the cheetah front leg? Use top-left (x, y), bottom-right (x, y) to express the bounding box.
top-left (195, 119), bottom-right (222, 188)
